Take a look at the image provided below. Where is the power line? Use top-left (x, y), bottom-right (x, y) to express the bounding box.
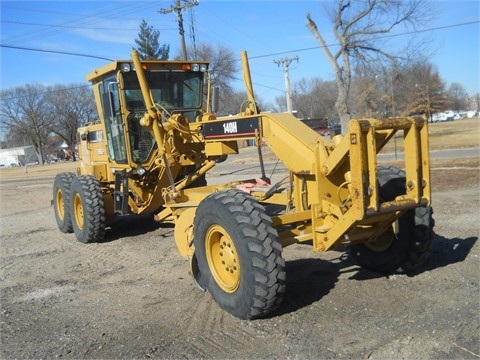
top-left (188, 5), bottom-right (198, 57)
top-left (2, 19), bottom-right (477, 64)
top-left (0, 4), bottom-right (97, 17)
top-left (3, 2), bottom-right (160, 46)
top-left (1, 4), bottom-right (165, 23)
top-left (1, 19), bottom-right (477, 98)
top-left (249, 20), bottom-right (480, 60)
top-left (0, 45), bottom-right (114, 61)
top-left (2, 16), bottom-right (476, 63)
top-left (1, 20), bottom-right (172, 31)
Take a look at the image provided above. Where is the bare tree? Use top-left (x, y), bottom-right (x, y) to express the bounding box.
top-left (0, 126), bottom-right (27, 148)
top-left (351, 63), bottom-right (401, 118)
top-left (447, 83), bottom-right (468, 111)
top-left (399, 61), bottom-right (448, 117)
top-left (468, 93), bottom-right (480, 112)
top-left (216, 91), bottom-right (248, 116)
top-left (346, 60), bottom-right (450, 119)
top-left (306, 0), bottom-right (432, 133)
top-left (188, 43), bottom-right (237, 94)
top-left (0, 84), bottom-right (54, 164)
top-left (215, 91), bottom-right (267, 117)
top-left (351, 75), bottom-right (380, 117)
top-left (184, 43), bottom-right (238, 113)
top-left (47, 85), bottom-right (97, 161)
top-left (290, 77), bottom-right (338, 121)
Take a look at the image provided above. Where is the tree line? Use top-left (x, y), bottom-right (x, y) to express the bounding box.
top-left (280, 61), bottom-right (475, 123)
top-left (0, 84), bottom-right (96, 164)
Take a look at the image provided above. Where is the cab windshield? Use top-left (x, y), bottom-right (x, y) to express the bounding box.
top-left (123, 70), bottom-right (203, 113)
top-left (123, 70), bottom-right (204, 164)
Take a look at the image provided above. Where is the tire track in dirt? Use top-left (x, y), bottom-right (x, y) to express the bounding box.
top-left (2, 152), bottom-right (479, 359)
top-left (1, 226), bottom-right (71, 293)
top-left (63, 240), bottom-right (132, 281)
top-left (172, 291), bottom-right (261, 358)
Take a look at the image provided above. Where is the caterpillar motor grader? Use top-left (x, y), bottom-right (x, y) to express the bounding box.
top-left (53, 50), bottom-right (434, 319)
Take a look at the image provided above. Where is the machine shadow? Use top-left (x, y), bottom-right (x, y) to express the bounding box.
top-left (348, 233), bottom-right (478, 281)
top-left (422, 234), bottom-right (478, 271)
top-left (101, 214), bottom-right (173, 243)
top-left (271, 257), bottom-right (345, 317)
top-left (272, 233), bottom-right (477, 316)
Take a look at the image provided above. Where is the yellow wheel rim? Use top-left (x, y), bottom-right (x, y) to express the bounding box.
top-left (73, 193), bottom-right (84, 230)
top-left (56, 189), bottom-right (65, 221)
top-left (205, 225), bottom-right (240, 293)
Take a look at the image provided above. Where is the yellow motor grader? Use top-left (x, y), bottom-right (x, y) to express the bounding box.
top-left (53, 50), bottom-right (434, 319)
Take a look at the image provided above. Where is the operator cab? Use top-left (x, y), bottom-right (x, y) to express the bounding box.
top-left (86, 60), bottom-right (209, 165)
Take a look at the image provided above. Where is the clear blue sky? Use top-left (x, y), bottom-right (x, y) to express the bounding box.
top-left (1, 0), bottom-right (479, 106)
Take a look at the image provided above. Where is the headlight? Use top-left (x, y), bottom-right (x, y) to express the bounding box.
top-left (120, 63), bottom-right (131, 72)
top-left (136, 165), bottom-right (146, 176)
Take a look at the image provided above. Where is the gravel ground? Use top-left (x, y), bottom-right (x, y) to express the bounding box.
top-left (1, 155), bottom-right (479, 359)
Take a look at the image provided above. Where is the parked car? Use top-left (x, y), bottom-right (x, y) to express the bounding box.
top-left (312, 126), bottom-right (330, 136)
top-left (431, 112), bottom-right (447, 122)
top-left (329, 124), bottom-right (341, 135)
top-left (444, 110), bottom-right (455, 121)
top-left (431, 111), bottom-right (456, 122)
top-left (466, 110), bottom-right (478, 118)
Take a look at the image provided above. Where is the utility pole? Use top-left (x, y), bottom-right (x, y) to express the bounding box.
top-left (159, 0), bottom-right (199, 60)
top-left (274, 56), bottom-right (299, 114)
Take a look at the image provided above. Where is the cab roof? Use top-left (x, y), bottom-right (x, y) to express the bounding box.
top-left (86, 59), bottom-right (209, 83)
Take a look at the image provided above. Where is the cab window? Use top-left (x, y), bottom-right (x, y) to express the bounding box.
top-left (100, 76), bottom-right (127, 164)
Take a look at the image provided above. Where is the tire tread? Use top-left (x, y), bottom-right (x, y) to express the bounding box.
top-left (194, 189), bottom-right (285, 319)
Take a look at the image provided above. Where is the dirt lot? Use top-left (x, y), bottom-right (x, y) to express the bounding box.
top-left (1, 119), bottom-right (479, 359)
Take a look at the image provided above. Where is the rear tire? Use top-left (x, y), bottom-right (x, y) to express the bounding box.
top-left (53, 172), bottom-right (76, 233)
top-left (70, 175), bottom-right (106, 243)
top-left (193, 189), bottom-right (286, 319)
top-left (350, 166), bottom-right (434, 274)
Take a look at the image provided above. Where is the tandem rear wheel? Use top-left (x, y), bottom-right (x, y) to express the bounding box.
top-left (69, 175), bottom-right (106, 244)
top-left (53, 172), bottom-right (76, 233)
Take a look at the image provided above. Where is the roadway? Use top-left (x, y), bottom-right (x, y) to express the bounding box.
top-left (208, 146), bottom-right (479, 184)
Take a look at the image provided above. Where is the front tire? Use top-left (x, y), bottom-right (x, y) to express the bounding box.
top-left (350, 166), bottom-right (434, 274)
top-left (53, 172), bottom-right (76, 233)
top-left (193, 190), bottom-right (286, 319)
top-left (70, 175), bottom-right (106, 243)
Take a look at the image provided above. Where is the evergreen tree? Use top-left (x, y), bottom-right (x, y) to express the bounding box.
top-left (133, 19), bottom-right (169, 60)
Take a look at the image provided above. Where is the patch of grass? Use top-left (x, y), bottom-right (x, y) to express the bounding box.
top-left (0, 161), bottom-right (78, 180)
top-left (381, 117), bottom-right (480, 153)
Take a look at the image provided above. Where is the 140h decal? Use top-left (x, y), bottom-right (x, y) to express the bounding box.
top-left (222, 121), bottom-right (238, 134)
top-left (203, 117), bottom-right (260, 139)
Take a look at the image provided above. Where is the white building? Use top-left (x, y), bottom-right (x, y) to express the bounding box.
top-left (0, 146), bottom-right (37, 167)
